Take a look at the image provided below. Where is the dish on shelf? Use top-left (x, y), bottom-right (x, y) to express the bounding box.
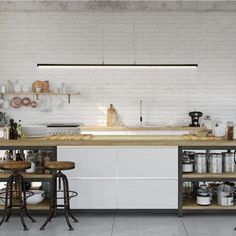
top-left (10, 97), bottom-right (22, 108)
top-left (21, 97), bottom-right (31, 106)
top-left (21, 126), bottom-right (47, 137)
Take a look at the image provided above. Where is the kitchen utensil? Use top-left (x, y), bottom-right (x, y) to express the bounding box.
top-left (196, 184), bottom-right (211, 206)
top-left (21, 97), bottom-right (31, 106)
top-left (209, 153), bottom-right (222, 174)
top-left (0, 97), bottom-right (3, 108)
top-left (194, 153), bottom-right (207, 173)
top-left (222, 151), bottom-right (235, 173)
top-left (189, 111), bottom-right (203, 127)
top-left (213, 121), bottom-right (225, 137)
top-left (0, 112), bottom-right (7, 127)
top-left (10, 97), bottom-right (21, 108)
top-left (31, 101), bottom-right (37, 108)
top-left (107, 104), bottom-right (117, 127)
top-left (217, 184), bottom-right (234, 206)
top-left (26, 190), bottom-right (45, 205)
top-left (182, 152), bottom-right (193, 173)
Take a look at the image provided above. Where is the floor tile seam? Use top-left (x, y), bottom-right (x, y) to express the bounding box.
top-left (111, 213), bottom-right (116, 236)
top-left (181, 218), bottom-right (190, 236)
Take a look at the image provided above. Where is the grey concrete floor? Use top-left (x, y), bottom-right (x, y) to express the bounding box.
top-left (0, 214), bottom-right (236, 236)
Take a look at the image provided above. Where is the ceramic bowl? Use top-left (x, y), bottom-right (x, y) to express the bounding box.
top-left (26, 190), bottom-right (45, 205)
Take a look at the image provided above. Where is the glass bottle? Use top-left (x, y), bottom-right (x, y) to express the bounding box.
top-left (226, 121), bottom-right (234, 141)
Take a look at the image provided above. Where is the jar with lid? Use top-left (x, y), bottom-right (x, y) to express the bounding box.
top-left (226, 121), bottom-right (234, 141)
top-left (196, 183), bottom-right (212, 206)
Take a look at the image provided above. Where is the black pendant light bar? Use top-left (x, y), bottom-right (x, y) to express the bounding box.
top-left (37, 64), bottom-right (198, 69)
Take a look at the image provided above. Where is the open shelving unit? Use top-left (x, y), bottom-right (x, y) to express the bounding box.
top-left (178, 146), bottom-right (236, 216)
top-left (0, 146), bottom-right (57, 212)
top-left (0, 91), bottom-right (80, 104)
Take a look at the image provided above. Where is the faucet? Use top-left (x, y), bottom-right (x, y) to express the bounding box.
top-left (140, 99), bottom-right (143, 123)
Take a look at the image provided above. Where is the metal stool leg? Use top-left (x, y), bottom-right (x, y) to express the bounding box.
top-left (0, 175), bottom-right (14, 225)
top-left (61, 173), bottom-right (73, 231)
top-left (22, 181), bottom-right (36, 223)
top-left (63, 173), bottom-right (78, 223)
top-left (17, 175), bottom-right (28, 231)
top-left (3, 175), bottom-right (14, 223)
top-left (40, 174), bottom-right (57, 230)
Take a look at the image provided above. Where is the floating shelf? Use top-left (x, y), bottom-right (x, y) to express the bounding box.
top-left (0, 92), bottom-right (80, 104)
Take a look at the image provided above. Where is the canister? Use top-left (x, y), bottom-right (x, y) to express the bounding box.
top-left (209, 153), bottom-right (222, 174)
top-left (222, 151), bottom-right (235, 173)
top-left (194, 153), bottom-right (207, 173)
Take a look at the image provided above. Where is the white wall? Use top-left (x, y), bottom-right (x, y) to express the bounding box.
top-left (0, 10), bottom-right (236, 126)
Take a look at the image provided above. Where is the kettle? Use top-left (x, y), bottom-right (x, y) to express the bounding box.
top-left (0, 112), bottom-right (7, 127)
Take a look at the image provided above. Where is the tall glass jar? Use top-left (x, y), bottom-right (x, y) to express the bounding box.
top-left (226, 121), bottom-right (234, 141)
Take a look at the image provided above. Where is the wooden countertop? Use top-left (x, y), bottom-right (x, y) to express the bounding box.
top-left (80, 125), bottom-right (205, 131)
top-left (0, 135), bottom-right (236, 147)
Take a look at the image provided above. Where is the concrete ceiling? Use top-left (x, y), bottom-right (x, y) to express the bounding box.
top-left (0, 1), bottom-right (236, 12)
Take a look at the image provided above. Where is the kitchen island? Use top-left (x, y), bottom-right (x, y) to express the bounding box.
top-left (1, 135), bottom-right (236, 214)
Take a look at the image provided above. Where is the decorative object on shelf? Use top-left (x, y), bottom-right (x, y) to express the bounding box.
top-left (14, 80), bottom-right (22, 93)
top-left (107, 104), bottom-right (117, 127)
top-left (43, 81), bottom-right (49, 92)
top-left (32, 80), bottom-right (44, 93)
top-left (226, 121), bottom-right (234, 141)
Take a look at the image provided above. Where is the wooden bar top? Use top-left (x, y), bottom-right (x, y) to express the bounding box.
top-left (1, 135), bottom-right (236, 147)
top-left (80, 125), bottom-right (205, 131)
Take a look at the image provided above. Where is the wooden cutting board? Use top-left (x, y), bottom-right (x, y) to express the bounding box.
top-left (107, 104), bottom-right (117, 127)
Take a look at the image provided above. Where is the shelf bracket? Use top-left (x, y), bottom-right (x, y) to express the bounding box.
top-left (68, 94), bottom-right (71, 104)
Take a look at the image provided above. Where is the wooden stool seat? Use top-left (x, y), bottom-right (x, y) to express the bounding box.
top-left (0, 161), bottom-right (31, 171)
top-left (45, 161), bottom-right (75, 170)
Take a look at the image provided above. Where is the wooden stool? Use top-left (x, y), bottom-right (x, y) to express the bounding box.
top-left (40, 161), bottom-right (78, 231)
top-left (0, 161), bottom-right (36, 231)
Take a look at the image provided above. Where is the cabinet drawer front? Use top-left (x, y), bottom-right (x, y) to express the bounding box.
top-left (66, 179), bottom-right (117, 209)
top-left (118, 180), bottom-right (178, 209)
top-left (118, 147), bottom-right (178, 178)
top-left (57, 147), bottom-right (117, 177)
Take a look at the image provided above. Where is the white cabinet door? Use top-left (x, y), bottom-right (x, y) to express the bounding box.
top-left (57, 147), bottom-right (117, 209)
top-left (57, 147), bottom-right (117, 178)
top-left (117, 147), bottom-right (178, 209)
top-left (117, 147), bottom-right (178, 178)
top-left (118, 180), bottom-right (178, 209)
top-left (68, 179), bottom-right (117, 209)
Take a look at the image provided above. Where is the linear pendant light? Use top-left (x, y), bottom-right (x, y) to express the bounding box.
top-left (37, 64), bottom-right (198, 69)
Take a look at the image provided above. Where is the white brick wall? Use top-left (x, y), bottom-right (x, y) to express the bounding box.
top-left (0, 10), bottom-right (236, 126)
